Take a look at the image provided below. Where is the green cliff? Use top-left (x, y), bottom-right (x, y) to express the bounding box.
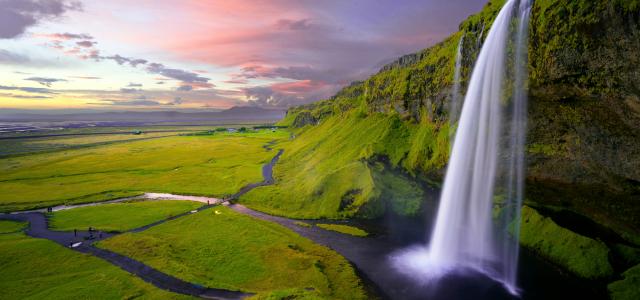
top-left (241, 1), bottom-right (640, 285)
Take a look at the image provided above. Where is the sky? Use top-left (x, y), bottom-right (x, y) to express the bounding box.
top-left (0, 0), bottom-right (486, 111)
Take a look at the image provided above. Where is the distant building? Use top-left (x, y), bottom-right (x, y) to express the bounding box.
top-left (227, 128), bottom-right (237, 133)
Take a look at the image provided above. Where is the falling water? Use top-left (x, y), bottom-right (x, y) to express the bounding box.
top-left (392, 0), bottom-right (532, 295)
top-left (501, 0), bottom-right (532, 288)
top-left (477, 23), bottom-right (486, 49)
top-left (449, 36), bottom-right (465, 129)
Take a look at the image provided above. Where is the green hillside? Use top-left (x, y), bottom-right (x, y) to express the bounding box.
top-left (243, 0), bottom-right (640, 240)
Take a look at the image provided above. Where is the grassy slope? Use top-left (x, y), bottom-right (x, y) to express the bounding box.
top-left (241, 111), bottom-right (440, 219)
top-left (49, 200), bottom-right (204, 232)
top-left (0, 220), bottom-right (190, 300)
top-left (237, 1), bottom-right (511, 220)
top-left (98, 206), bottom-right (366, 299)
top-left (0, 130), bottom-right (287, 212)
top-left (519, 206), bottom-right (613, 279)
top-left (316, 224), bottom-right (368, 237)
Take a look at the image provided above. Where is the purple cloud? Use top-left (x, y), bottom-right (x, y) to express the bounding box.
top-left (120, 88), bottom-right (141, 93)
top-left (276, 19), bottom-right (312, 31)
top-left (0, 92), bottom-right (52, 99)
top-left (0, 85), bottom-right (55, 94)
top-left (76, 40), bottom-right (96, 48)
top-left (0, 0), bottom-right (81, 39)
top-left (0, 49), bottom-right (30, 64)
top-left (176, 85), bottom-right (193, 92)
top-left (24, 77), bottom-right (67, 87)
top-left (146, 63), bottom-right (209, 84)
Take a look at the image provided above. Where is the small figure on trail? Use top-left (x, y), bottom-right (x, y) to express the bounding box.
top-left (99, 232), bottom-right (103, 238)
top-left (207, 200), bottom-right (210, 205)
top-left (74, 229), bottom-right (77, 237)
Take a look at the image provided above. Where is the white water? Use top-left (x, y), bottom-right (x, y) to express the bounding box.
top-left (392, 0), bottom-right (532, 295)
top-left (449, 36), bottom-right (465, 129)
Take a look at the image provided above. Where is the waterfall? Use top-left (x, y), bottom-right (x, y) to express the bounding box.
top-left (477, 23), bottom-right (486, 49)
top-left (449, 35), bottom-right (464, 130)
top-left (501, 0), bottom-right (532, 288)
top-left (392, 0), bottom-right (532, 295)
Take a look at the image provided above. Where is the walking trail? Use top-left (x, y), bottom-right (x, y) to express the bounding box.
top-left (0, 142), bottom-right (283, 299)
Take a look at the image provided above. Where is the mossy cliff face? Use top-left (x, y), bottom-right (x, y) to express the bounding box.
top-left (277, 0), bottom-right (640, 238)
top-left (261, 1), bottom-right (640, 295)
top-left (526, 0), bottom-right (640, 238)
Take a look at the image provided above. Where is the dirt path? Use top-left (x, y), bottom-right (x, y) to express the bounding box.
top-left (0, 142), bottom-right (286, 299)
top-left (0, 207), bottom-right (249, 300)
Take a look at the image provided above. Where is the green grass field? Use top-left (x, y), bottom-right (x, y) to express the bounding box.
top-left (97, 206), bottom-right (367, 299)
top-left (316, 224), bottom-right (369, 237)
top-left (0, 131), bottom-right (193, 157)
top-left (0, 220), bottom-right (191, 299)
top-left (0, 130), bottom-right (288, 212)
top-left (49, 200), bottom-right (204, 232)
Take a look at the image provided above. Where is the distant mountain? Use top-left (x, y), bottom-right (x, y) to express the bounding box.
top-left (0, 106), bottom-right (285, 123)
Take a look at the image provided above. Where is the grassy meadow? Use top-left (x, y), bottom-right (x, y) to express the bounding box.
top-left (98, 206), bottom-right (367, 299)
top-left (49, 200), bottom-right (204, 232)
top-left (0, 131), bottom-right (192, 157)
top-left (0, 129), bottom-right (288, 212)
top-left (0, 220), bottom-right (191, 300)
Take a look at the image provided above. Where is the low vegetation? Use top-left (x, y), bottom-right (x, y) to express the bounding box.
top-left (0, 131), bottom-right (192, 157)
top-left (0, 129), bottom-right (287, 212)
top-left (0, 220), bottom-right (189, 299)
top-left (0, 220), bottom-right (26, 234)
top-left (240, 111), bottom-right (433, 219)
top-left (49, 200), bottom-right (204, 232)
top-left (316, 224), bottom-right (368, 237)
top-left (519, 206), bottom-right (614, 279)
top-left (98, 206), bottom-right (367, 299)
top-left (608, 264), bottom-right (640, 300)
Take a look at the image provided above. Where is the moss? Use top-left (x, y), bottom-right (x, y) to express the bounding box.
top-left (608, 264), bottom-right (640, 300)
top-left (519, 206), bottom-right (614, 279)
top-left (316, 224), bottom-right (368, 237)
top-left (294, 221), bottom-right (312, 228)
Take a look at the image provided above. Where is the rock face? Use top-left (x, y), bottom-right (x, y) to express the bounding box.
top-left (526, 0), bottom-right (640, 235)
top-left (283, 0), bottom-right (640, 240)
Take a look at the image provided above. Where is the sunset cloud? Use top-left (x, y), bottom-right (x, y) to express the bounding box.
top-left (0, 0), bottom-right (81, 39)
top-left (0, 0), bottom-right (486, 109)
top-left (24, 77), bottom-right (67, 87)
